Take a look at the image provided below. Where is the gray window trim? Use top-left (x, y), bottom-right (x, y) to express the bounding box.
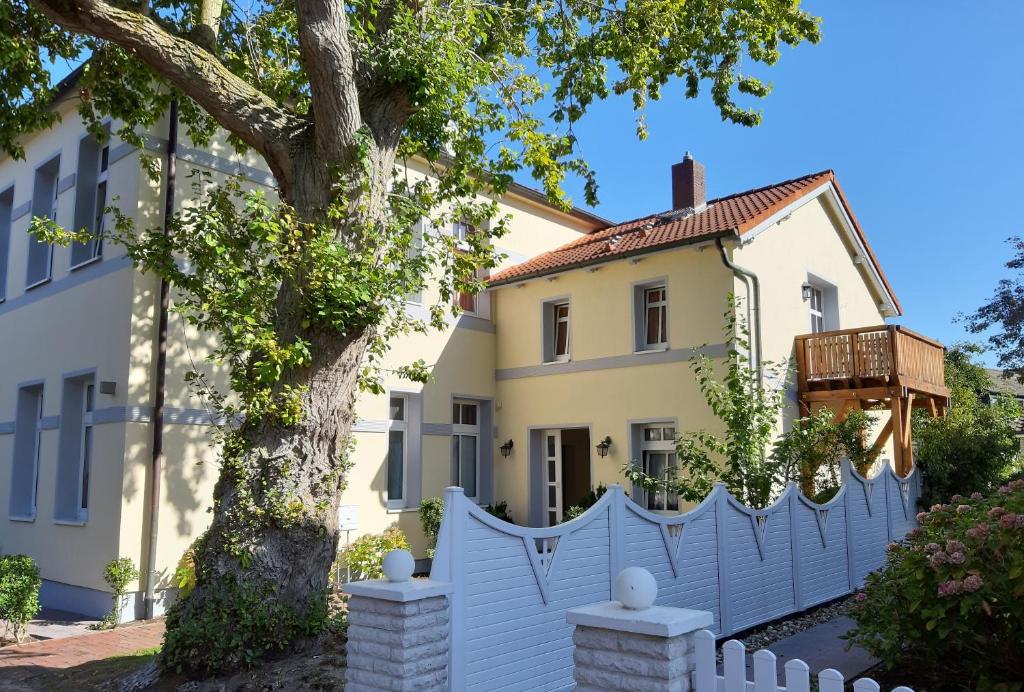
top-left (449, 394), bottom-right (494, 506)
top-left (631, 276), bottom-right (670, 353)
top-left (70, 123), bottom-right (111, 271)
top-left (55, 368), bottom-right (97, 525)
top-left (9, 380), bottom-right (46, 521)
top-left (805, 272), bottom-right (840, 332)
top-left (386, 389), bottom-right (423, 509)
top-left (627, 416), bottom-right (679, 509)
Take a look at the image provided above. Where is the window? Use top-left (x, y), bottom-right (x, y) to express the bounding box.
top-left (808, 286), bottom-right (825, 333)
top-left (642, 424), bottom-right (678, 512)
top-left (27, 156), bottom-right (60, 288)
top-left (9, 384), bottom-right (44, 520)
top-left (55, 373), bottom-right (95, 523)
top-left (542, 299), bottom-right (571, 362)
top-left (0, 186), bottom-right (12, 301)
top-left (452, 400), bottom-right (479, 501)
top-left (644, 286), bottom-right (668, 347)
top-left (71, 130), bottom-right (109, 268)
top-left (387, 395), bottom-right (406, 507)
top-left (452, 221), bottom-right (478, 313)
top-left (405, 222), bottom-right (424, 304)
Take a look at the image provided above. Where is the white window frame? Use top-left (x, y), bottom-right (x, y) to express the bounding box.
top-left (644, 286), bottom-right (668, 348)
top-left (808, 285), bottom-right (825, 334)
top-left (641, 423), bottom-right (678, 512)
top-left (77, 382), bottom-right (95, 520)
top-left (551, 301), bottom-right (570, 361)
top-left (452, 399), bottom-right (480, 503)
top-left (386, 394), bottom-right (408, 509)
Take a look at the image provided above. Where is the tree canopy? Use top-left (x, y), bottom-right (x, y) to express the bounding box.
top-left (965, 237), bottom-right (1024, 383)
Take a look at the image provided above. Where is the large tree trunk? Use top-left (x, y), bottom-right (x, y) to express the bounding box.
top-left (163, 144), bottom-right (395, 674)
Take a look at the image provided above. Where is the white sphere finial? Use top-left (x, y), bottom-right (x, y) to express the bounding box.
top-left (382, 549), bottom-right (415, 582)
top-left (614, 566), bottom-right (657, 610)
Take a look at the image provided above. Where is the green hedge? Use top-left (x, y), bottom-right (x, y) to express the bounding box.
top-left (0, 554), bottom-right (41, 643)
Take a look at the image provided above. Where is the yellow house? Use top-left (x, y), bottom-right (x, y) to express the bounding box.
top-left (0, 78), bottom-right (947, 621)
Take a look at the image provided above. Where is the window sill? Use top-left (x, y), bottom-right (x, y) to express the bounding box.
top-left (54, 518), bottom-right (87, 526)
top-left (386, 505), bottom-right (417, 514)
top-left (541, 357), bottom-right (571, 365)
top-left (25, 277), bottom-right (52, 291)
top-left (69, 255), bottom-right (102, 272)
top-left (8, 514), bottom-right (36, 523)
top-left (634, 345), bottom-right (669, 354)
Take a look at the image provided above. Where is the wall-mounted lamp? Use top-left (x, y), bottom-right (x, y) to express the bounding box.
top-left (801, 283), bottom-right (813, 301)
top-left (595, 436), bottom-right (612, 459)
top-left (500, 439), bottom-right (514, 459)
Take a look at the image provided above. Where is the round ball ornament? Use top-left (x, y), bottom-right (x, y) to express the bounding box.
top-left (382, 549), bottom-right (415, 582)
top-left (614, 566), bottom-right (657, 610)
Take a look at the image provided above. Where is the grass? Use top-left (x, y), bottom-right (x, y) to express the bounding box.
top-left (37, 646), bottom-right (161, 692)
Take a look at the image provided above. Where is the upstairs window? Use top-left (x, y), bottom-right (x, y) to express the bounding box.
top-left (71, 129), bottom-right (109, 268)
top-left (27, 156), bottom-right (60, 288)
top-left (9, 383), bottom-right (44, 520)
top-left (452, 221), bottom-right (480, 314)
top-left (542, 299), bottom-right (571, 362)
top-left (643, 284), bottom-right (667, 346)
top-left (808, 286), bottom-right (825, 333)
top-left (0, 186), bottom-right (12, 302)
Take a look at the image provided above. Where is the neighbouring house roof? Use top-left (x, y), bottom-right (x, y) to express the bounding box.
top-left (986, 369), bottom-right (1024, 436)
top-left (488, 170), bottom-right (902, 314)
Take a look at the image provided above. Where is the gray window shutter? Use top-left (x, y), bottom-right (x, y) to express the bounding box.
top-left (0, 187), bottom-right (12, 301)
top-left (405, 392), bottom-right (423, 508)
top-left (478, 402), bottom-right (494, 506)
top-left (629, 423), bottom-right (646, 506)
top-left (9, 385), bottom-right (43, 518)
top-left (541, 302), bottom-right (554, 362)
top-left (528, 430), bottom-right (543, 527)
top-left (632, 285), bottom-right (645, 351)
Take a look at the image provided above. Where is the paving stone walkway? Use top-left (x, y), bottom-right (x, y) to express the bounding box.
top-left (722, 616), bottom-right (878, 681)
top-left (0, 619), bottom-right (164, 689)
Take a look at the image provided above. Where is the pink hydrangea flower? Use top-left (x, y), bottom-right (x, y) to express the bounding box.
top-left (950, 494), bottom-right (964, 503)
top-left (930, 504), bottom-right (944, 513)
top-left (928, 551), bottom-right (949, 569)
top-left (887, 542), bottom-right (900, 552)
top-left (966, 522), bottom-right (991, 540)
top-left (855, 592), bottom-right (867, 602)
top-left (963, 575), bottom-right (983, 592)
top-left (999, 513), bottom-right (1017, 529)
top-left (945, 540), bottom-right (965, 554)
top-left (949, 551), bottom-right (966, 565)
top-left (925, 542), bottom-right (941, 553)
top-left (937, 580), bottom-right (962, 597)
top-left (988, 506), bottom-right (1007, 519)
top-left (957, 504), bottom-right (971, 514)
top-left (1016, 515), bottom-right (1024, 528)
top-left (970, 492), bottom-right (983, 501)
top-left (1009, 479), bottom-right (1024, 491)
top-left (907, 527), bottom-right (923, 538)
top-left (916, 512), bottom-right (929, 522)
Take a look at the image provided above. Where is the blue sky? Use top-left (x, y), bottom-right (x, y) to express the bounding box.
top-left (552, 1), bottom-right (1023, 365)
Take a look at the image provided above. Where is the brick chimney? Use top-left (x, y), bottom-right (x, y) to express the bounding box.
top-left (671, 152), bottom-right (706, 211)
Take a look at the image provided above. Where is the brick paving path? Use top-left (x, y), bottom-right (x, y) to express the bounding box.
top-left (0, 619), bottom-right (164, 685)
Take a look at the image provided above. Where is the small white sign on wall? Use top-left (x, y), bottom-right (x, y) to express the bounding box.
top-left (338, 504), bottom-right (358, 532)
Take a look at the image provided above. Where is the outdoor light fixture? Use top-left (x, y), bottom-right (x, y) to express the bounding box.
top-left (801, 283), bottom-right (813, 301)
top-left (500, 439), bottom-right (514, 459)
top-left (595, 436), bottom-right (612, 458)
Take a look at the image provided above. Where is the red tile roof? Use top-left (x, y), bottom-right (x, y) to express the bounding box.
top-left (489, 169), bottom-right (900, 314)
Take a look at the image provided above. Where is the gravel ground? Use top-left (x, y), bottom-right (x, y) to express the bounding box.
top-left (723, 596), bottom-right (851, 653)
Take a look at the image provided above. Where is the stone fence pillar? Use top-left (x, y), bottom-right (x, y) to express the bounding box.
top-left (566, 567), bottom-right (713, 691)
top-left (343, 555), bottom-right (451, 691)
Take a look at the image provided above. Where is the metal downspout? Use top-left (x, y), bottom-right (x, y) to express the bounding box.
top-left (145, 100), bottom-right (177, 619)
top-left (716, 237), bottom-right (762, 386)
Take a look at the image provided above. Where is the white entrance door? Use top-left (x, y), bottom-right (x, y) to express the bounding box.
top-left (544, 430), bottom-right (563, 526)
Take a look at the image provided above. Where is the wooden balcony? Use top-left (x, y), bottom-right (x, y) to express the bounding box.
top-left (794, 325), bottom-right (950, 476)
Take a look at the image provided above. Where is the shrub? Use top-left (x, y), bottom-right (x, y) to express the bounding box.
top-left (0, 554), bottom-right (41, 643)
top-left (914, 344), bottom-right (1022, 507)
top-left (102, 557), bottom-right (140, 629)
top-left (483, 500), bottom-right (513, 523)
top-left (563, 484), bottom-right (610, 521)
top-left (341, 526), bottom-right (409, 581)
top-left (420, 497), bottom-right (444, 558)
top-left (173, 537), bottom-right (202, 600)
top-left (846, 480), bottom-right (1024, 689)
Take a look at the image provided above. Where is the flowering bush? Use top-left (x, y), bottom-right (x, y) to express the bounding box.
top-left (846, 480), bottom-right (1024, 690)
top-left (339, 526), bottom-right (410, 581)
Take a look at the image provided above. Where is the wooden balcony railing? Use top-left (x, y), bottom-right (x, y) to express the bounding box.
top-left (795, 325), bottom-right (949, 399)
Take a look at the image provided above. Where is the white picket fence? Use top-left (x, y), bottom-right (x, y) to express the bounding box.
top-left (693, 630), bottom-right (912, 692)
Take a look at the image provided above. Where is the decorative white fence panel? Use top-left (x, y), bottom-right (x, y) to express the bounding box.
top-left (429, 463), bottom-right (920, 691)
top-left (693, 629), bottom-right (914, 692)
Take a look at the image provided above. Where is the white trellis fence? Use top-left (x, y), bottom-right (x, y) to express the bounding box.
top-left (693, 630), bottom-right (912, 692)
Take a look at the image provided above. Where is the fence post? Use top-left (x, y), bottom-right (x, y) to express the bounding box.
top-left (608, 484), bottom-right (625, 599)
top-left (714, 484), bottom-right (733, 635)
top-left (344, 575), bottom-right (453, 691)
top-left (566, 568), bottom-right (713, 691)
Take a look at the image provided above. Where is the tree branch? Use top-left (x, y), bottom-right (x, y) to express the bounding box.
top-left (29, 0), bottom-right (302, 188)
top-left (196, 0), bottom-right (224, 51)
top-left (294, 0), bottom-right (363, 163)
